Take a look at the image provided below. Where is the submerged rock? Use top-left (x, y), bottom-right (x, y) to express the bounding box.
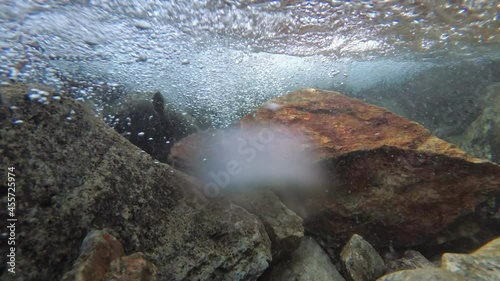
top-left (385, 250), bottom-right (435, 274)
top-left (113, 91), bottom-right (197, 163)
top-left (230, 190), bottom-right (304, 263)
top-left (377, 236), bottom-right (500, 280)
top-left (106, 252), bottom-right (157, 281)
top-left (169, 128), bottom-right (224, 175)
top-left (340, 234), bottom-right (385, 281)
top-left (352, 60), bottom-right (500, 139)
top-left (61, 230), bottom-right (125, 281)
top-left (441, 237), bottom-right (500, 281)
top-left (459, 82), bottom-right (500, 164)
top-left (62, 230), bottom-right (156, 281)
top-left (376, 268), bottom-right (466, 281)
top-left (261, 236), bottom-right (345, 281)
top-left (170, 88), bottom-right (500, 250)
top-left (239, 88), bottom-right (500, 249)
top-left (0, 83), bottom-right (271, 281)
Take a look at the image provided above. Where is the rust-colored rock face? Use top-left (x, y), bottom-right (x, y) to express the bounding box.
top-left (238, 89), bottom-right (500, 248)
top-left (240, 89), bottom-right (472, 161)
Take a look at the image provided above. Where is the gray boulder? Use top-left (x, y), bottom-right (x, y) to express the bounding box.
top-left (261, 236), bottom-right (345, 281)
top-left (0, 83), bottom-right (271, 281)
top-left (230, 190), bottom-right (304, 263)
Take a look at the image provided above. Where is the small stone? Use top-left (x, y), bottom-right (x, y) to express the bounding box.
top-left (341, 234), bottom-right (385, 281)
top-left (386, 250), bottom-right (435, 273)
top-left (61, 230), bottom-right (125, 281)
top-left (105, 252), bottom-right (157, 281)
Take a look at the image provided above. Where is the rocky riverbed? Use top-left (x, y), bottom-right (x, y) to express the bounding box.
top-left (1, 82), bottom-right (499, 281)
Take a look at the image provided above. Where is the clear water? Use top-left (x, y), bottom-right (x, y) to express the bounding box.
top-left (1, 0), bottom-right (499, 129)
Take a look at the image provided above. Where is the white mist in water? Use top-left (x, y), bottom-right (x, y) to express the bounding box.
top-left (194, 126), bottom-right (325, 199)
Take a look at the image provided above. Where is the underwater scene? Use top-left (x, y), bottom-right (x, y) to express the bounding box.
top-left (1, 0), bottom-right (500, 280)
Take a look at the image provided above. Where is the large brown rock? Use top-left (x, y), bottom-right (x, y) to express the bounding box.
top-left (0, 83), bottom-right (271, 281)
top-left (238, 88), bottom-right (500, 248)
top-left (171, 88), bottom-right (500, 249)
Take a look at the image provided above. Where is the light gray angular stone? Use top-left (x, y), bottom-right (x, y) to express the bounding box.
top-left (341, 234), bottom-right (385, 281)
top-left (441, 237), bottom-right (500, 281)
top-left (376, 268), bottom-right (466, 281)
top-left (262, 236), bottom-right (345, 281)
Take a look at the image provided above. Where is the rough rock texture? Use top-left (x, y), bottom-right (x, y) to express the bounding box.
top-left (459, 82), bottom-right (500, 164)
top-left (105, 252), bottom-right (157, 281)
top-left (0, 83), bottom-right (271, 281)
top-left (385, 250), bottom-right (435, 274)
top-left (238, 88), bottom-right (500, 248)
top-left (230, 190), bottom-right (304, 263)
top-left (376, 268), bottom-right (466, 281)
top-left (61, 230), bottom-right (125, 281)
top-left (441, 237), bottom-right (500, 281)
top-left (340, 234), bottom-right (385, 281)
top-left (261, 236), bottom-right (345, 281)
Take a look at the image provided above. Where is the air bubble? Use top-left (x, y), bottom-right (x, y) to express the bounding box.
top-left (134, 20), bottom-right (153, 29)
